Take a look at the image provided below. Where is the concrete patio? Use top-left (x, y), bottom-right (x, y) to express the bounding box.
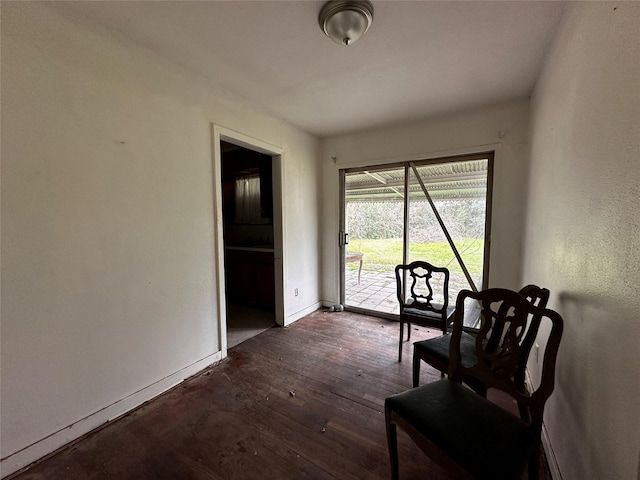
top-left (345, 266), bottom-right (471, 316)
top-left (345, 269), bottom-right (399, 315)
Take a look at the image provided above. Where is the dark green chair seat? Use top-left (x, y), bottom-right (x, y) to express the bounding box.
top-left (402, 303), bottom-right (455, 323)
top-left (385, 380), bottom-right (536, 480)
top-left (414, 331), bottom-right (477, 368)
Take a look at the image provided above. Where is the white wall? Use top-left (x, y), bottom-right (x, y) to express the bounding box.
top-left (524, 3), bottom-right (640, 479)
top-left (279, 129), bottom-right (323, 324)
top-left (0, 3), bottom-right (320, 476)
top-left (320, 100), bottom-right (532, 305)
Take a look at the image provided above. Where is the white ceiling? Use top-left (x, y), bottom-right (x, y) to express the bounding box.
top-left (51, 1), bottom-right (567, 138)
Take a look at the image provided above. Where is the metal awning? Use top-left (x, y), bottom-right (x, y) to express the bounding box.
top-left (345, 159), bottom-right (488, 202)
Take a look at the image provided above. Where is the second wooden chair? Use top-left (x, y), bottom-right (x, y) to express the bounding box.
top-left (412, 284), bottom-right (550, 396)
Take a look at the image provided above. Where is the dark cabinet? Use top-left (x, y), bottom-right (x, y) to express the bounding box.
top-left (224, 249), bottom-right (275, 308)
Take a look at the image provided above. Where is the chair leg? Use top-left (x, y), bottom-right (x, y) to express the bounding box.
top-left (407, 321), bottom-right (411, 341)
top-left (412, 353), bottom-right (421, 387)
top-left (385, 409), bottom-right (400, 480)
top-left (518, 402), bottom-right (531, 423)
top-left (528, 443), bottom-right (541, 480)
top-left (398, 321), bottom-right (403, 362)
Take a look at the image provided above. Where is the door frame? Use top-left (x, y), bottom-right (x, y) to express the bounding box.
top-left (212, 125), bottom-right (285, 358)
top-left (339, 151), bottom-right (494, 318)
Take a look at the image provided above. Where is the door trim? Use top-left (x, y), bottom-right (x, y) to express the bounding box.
top-left (211, 125), bottom-right (284, 358)
top-left (338, 170), bottom-right (346, 308)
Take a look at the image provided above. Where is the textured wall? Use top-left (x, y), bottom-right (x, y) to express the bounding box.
top-left (525, 3), bottom-right (640, 479)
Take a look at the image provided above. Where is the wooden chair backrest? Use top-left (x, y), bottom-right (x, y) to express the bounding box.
top-left (395, 261), bottom-right (450, 316)
top-left (449, 288), bottom-right (563, 430)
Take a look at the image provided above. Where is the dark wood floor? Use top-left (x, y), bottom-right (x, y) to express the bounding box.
top-left (8, 310), bottom-right (551, 480)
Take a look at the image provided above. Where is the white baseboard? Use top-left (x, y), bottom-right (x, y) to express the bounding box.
top-left (541, 421), bottom-right (562, 480)
top-left (284, 302), bottom-right (322, 326)
top-left (1, 351), bottom-right (223, 479)
top-left (526, 370), bottom-right (562, 480)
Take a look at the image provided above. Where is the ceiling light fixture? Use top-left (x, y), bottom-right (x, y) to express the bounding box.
top-left (319, 0), bottom-right (374, 46)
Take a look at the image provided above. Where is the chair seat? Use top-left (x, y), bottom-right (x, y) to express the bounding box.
top-left (402, 303), bottom-right (455, 323)
top-left (385, 380), bottom-right (537, 480)
top-left (414, 332), bottom-right (477, 368)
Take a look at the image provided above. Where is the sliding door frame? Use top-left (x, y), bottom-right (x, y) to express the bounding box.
top-left (339, 151), bottom-right (494, 319)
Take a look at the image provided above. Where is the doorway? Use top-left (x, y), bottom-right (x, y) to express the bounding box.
top-left (340, 153), bottom-right (493, 317)
top-left (212, 127), bottom-right (285, 355)
top-left (221, 142), bottom-right (277, 347)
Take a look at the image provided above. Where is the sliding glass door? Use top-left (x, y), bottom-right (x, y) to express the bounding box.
top-left (341, 153), bottom-right (492, 317)
top-left (341, 166), bottom-right (406, 314)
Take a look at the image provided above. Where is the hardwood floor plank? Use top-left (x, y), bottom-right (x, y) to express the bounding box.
top-left (7, 310), bottom-right (551, 480)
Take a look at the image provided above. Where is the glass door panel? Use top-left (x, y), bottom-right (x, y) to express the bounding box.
top-left (341, 154), bottom-right (492, 320)
top-left (343, 166), bottom-right (405, 314)
top-left (407, 159), bottom-right (489, 309)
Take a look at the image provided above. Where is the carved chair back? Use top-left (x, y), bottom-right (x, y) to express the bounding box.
top-left (450, 288), bottom-right (563, 430)
top-left (395, 261), bottom-right (450, 318)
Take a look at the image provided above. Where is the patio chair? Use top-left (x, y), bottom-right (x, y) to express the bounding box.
top-left (395, 261), bottom-right (454, 362)
top-left (385, 288), bottom-right (563, 480)
top-left (412, 284), bottom-right (550, 403)
top-left (345, 251), bottom-right (363, 284)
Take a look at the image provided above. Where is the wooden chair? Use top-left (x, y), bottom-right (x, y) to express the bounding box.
top-left (412, 284), bottom-right (550, 394)
top-left (385, 288), bottom-right (563, 480)
top-left (395, 261), bottom-right (455, 362)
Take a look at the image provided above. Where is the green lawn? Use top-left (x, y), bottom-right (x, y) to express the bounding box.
top-left (346, 238), bottom-right (484, 274)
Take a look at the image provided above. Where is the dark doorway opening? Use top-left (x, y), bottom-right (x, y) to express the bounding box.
top-left (220, 141), bottom-right (277, 347)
